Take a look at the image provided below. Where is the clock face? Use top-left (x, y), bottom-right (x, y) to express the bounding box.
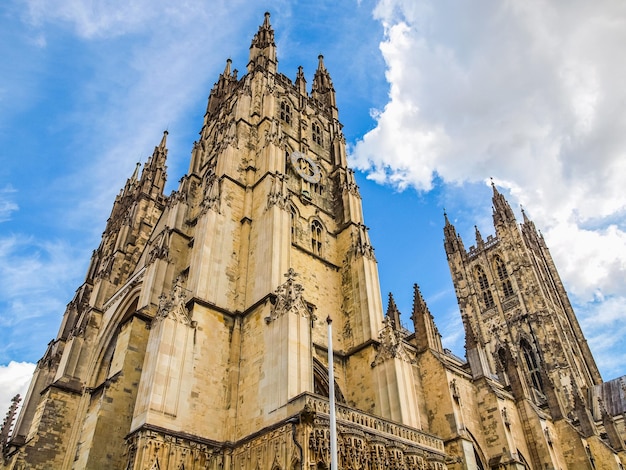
top-left (290, 151), bottom-right (321, 184)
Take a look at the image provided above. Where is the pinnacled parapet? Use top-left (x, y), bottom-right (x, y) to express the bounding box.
top-left (1, 395), bottom-right (21, 458)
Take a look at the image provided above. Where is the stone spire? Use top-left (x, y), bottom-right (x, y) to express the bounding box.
top-left (474, 225), bottom-right (484, 249)
top-left (491, 180), bottom-right (516, 227)
top-left (386, 292), bottom-right (402, 331)
top-left (206, 58), bottom-right (239, 116)
top-left (411, 284), bottom-right (442, 353)
top-left (296, 65), bottom-right (306, 96)
top-left (248, 12), bottom-right (277, 73)
top-left (139, 130), bottom-right (168, 200)
top-left (443, 210), bottom-right (465, 257)
top-left (312, 54), bottom-right (336, 110)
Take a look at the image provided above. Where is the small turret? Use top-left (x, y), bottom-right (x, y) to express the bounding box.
top-left (139, 130), bottom-right (168, 200)
top-left (411, 284), bottom-right (442, 353)
top-left (312, 55), bottom-right (337, 111)
top-left (296, 65), bottom-right (307, 96)
top-left (207, 59), bottom-right (240, 116)
top-left (491, 180), bottom-right (516, 227)
top-left (474, 225), bottom-right (484, 249)
top-left (443, 211), bottom-right (465, 257)
top-left (385, 292), bottom-right (402, 331)
top-left (248, 12), bottom-right (277, 74)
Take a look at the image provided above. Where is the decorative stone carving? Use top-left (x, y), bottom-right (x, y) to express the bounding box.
top-left (267, 172), bottom-right (290, 210)
top-left (147, 227), bottom-right (171, 264)
top-left (222, 119), bottom-right (238, 149)
top-left (155, 278), bottom-right (194, 326)
top-left (200, 172), bottom-right (221, 214)
top-left (372, 316), bottom-right (415, 367)
top-left (351, 223), bottom-right (375, 259)
top-left (96, 253), bottom-right (115, 279)
top-left (265, 269), bottom-right (314, 323)
top-left (342, 169), bottom-right (360, 197)
top-left (265, 118), bottom-right (283, 147)
top-left (125, 428), bottom-right (218, 470)
top-left (450, 379), bottom-right (461, 402)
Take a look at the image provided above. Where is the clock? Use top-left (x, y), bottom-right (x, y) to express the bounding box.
top-left (290, 151), bottom-right (321, 184)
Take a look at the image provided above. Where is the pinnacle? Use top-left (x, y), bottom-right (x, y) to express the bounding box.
top-left (159, 130), bottom-right (168, 150)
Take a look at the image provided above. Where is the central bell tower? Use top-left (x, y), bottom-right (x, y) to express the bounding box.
top-left (6, 13), bottom-right (447, 470)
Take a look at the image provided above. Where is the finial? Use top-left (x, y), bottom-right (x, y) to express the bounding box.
top-left (131, 161), bottom-right (141, 181)
top-left (159, 130), bottom-right (168, 149)
top-left (317, 54), bottom-right (325, 70)
top-left (475, 225), bottom-right (484, 245)
top-left (490, 177), bottom-right (501, 197)
top-left (520, 204), bottom-right (530, 223)
top-left (263, 11), bottom-right (271, 27)
top-left (224, 58), bottom-right (232, 76)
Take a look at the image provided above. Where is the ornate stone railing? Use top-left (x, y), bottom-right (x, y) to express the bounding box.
top-left (298, 394), bottom-right (445, 454)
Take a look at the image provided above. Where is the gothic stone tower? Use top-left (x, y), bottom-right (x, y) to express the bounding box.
top-left (3, 14), bottom-right (447, 470)
top-left (443, 182), bottom-right (625, 468)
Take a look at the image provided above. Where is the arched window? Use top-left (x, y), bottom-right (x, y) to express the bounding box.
top-left (311, 221), bottom-right (323, 255)
top-left (520, 339), bottom-right (543, 393)
top-left (495, 256), bottom-right (514, 298)
top-left (497, 348), bottom-right (510, 387)
top-left (313, 359), bottom-right (346, 403)
top-left (473, 448), bottom-right (486, 470)
top-left (312, 122), bottom-right (322, 145)
top-left (280, 101), bottom-right (292, 124)
top-left (476, 265), bottom-right (489, 290)
top-left (290, 206), bottom-right (298, 239)
top-left (475, 266), bottom-right (494, 308)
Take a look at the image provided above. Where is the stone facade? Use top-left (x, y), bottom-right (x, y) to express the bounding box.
top-left (2, 12), bottom-right (625, 470)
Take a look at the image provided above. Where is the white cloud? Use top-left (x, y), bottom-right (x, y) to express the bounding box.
top-left (0, 186), bottom-right (18, 222)
top-left (0, 361), bottom-right (36, 425)
top-left (0, 235), bottom-right (85, 363)
top-left (352, 1), bottom-right (626, 356)
top-left (173, 0), bottom-right (624, 384)
top-left (22, 0), bottom-right (175, 39)
top-left (577, 295), bottom-right (626, 380)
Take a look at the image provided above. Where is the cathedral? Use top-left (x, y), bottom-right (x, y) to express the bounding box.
top-left (2, 13), bottom-right (626, 470)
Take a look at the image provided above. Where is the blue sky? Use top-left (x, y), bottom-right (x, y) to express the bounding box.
top-left (1, 0), bottom-right (626, 413)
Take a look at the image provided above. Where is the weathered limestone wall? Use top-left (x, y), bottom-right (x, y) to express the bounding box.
top-left (73, 315), bottom-right (150, 468)
top-left (15, 387), bottom-right (81, 469)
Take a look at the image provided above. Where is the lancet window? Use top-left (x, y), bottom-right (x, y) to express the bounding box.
top-left (311, 220), bottom-right (323, 256)
top-left (521, 339), bottom-right (544, 393)
top-left (495, 256), bottom-right (514, 298)
top-left (290, 205), bottom-right (298, 239)
top-left (280, 101), bottom-right (292, 124)
top-left (475, 265), bottom-right (494, 309)
top-left (312, 122), bottom-right (322, 145)
top-left (497, 348), bottom-right (511, 387)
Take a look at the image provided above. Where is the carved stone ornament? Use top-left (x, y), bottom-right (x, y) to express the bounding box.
top-left (351, 223), bottom-right (375, 260)
top-left (200, 172), bottom-right (221, 215)
top-left (265, 117), bottom-right (283, 147)
top-left (221, 119), bottom-right (238, 150)
top-left (125, 428), bottom-right (218, 470)
top-left (342, 168), bottom-right (360, 197)
top-left (155, 278), bottom-right (194, 326)
top-left (372, 316), bottom-right (415, 367)
top-left (265, 269), bottom-right (315, 323)
top-left (266, 172), bottom-right (290, 210)
top-left (147, 227), bottom-right (171, 264)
